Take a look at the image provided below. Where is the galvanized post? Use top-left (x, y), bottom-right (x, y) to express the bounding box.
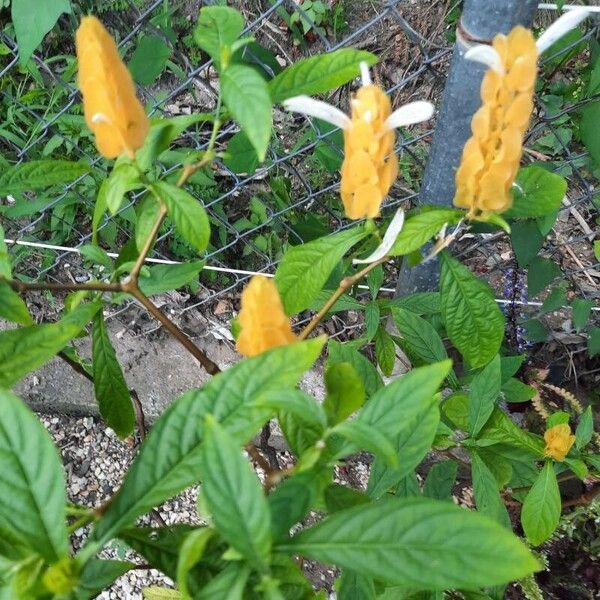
top-left (395, 0), bottom-right (539, 295)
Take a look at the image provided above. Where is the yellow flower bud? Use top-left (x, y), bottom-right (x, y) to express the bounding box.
top-left (454, 26), bottom-right (538, 218)
top-left (341, 85), bottom-right (398, 220)
top-left (76, 16), bottom-right (149, 159)
top-left (236, 276), bottom-right (297, 357)
top-left (544, 423), bottom-right (576, 462)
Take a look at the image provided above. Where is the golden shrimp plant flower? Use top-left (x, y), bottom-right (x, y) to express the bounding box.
top-left (236, 276), bottom-right (297, 357)
top-left (284, 64), bottom-right (434, 220)
top-left (76, 16), bottom-right (149, 159)
top-left (455, 8), bottom-right (592, 218)
top-left (544, 423), bottom-right (576, 462)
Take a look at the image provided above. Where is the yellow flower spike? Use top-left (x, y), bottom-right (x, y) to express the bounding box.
top-left (236, 276), bottom-right (297, 357)
top-left (544, 423), bottom-right (576, 462)
top-left (283, 64), bottom-right (433, 221)
top-left (454, 25), bottom-right (538, 219)
top-left (76, 16), bottom-right (149, 159)
top-left (455, 8), bottom-right (595, 219)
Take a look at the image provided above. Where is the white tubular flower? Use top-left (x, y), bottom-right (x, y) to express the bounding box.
top-left (353, 207), bottom-right (405, 264)
top-left (283, 62), bottom-right (434, 220)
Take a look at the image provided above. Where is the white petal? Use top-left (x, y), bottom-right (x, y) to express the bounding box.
top-left (537, 7), bottom-right (592, 53)
top-left (384, 101), bottom-right (434, 130)
top-left (283, 95), bottom-right (351, 130)
top-left (360, 61), bottom-right (372, 86)
top-left (464, 44), bottom-right (504, 74)
top-left (353, 208), bottom-right (405, 265)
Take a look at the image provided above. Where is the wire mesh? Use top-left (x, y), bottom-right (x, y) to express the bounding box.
top-left (0, 1), bottom-right (598, 359)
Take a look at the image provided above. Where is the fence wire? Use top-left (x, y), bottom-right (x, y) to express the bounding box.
top-left (0, 1), bottom-right (598, 360)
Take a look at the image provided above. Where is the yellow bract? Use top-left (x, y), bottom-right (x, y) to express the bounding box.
top-left (236, 276), bottom-right (297, 357)
top-left (544, 423), bottom-right (576, 462)
top-left (341, 85), bottom-right (398, 220)
top-left (76, 16), bottom-right (149, 159)
top-left (454, 26), bottom-right (538, 218)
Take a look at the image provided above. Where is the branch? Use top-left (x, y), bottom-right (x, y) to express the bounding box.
top-left (298, 256), bottom-right (390, 340)
top-left (3, 278), bottom-right (120, 294)
top-left (127, 286), bottom-right (220, 375)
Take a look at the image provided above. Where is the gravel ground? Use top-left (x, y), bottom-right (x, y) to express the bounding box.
top-left (40, 412), bottom-right (346, 599)
top-left (41, 413), bottom-right (202, 599)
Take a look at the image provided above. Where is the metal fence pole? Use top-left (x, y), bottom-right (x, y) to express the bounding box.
top-left (395, 0), bottom-right (539, 295)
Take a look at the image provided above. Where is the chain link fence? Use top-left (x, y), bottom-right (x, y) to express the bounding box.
top-left (0, 1), bottom-right (599, 365)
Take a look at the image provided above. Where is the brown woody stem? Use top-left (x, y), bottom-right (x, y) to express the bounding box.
top-left (127, 285), bottom-right (220, 375)
top-left (298, 256), bottom-right (390, 340)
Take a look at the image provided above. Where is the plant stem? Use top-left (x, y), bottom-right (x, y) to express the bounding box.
top-left (127, 286), bottom-right (220, 375)
top-left (3, 278), bottom-right (120, 294)
top-left (129, 201), bottom-right (168, 281)
top-left (298, 256), bottom-right (390, 340)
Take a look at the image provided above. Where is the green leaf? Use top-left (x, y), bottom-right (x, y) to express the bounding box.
top-left (120, 525), bottom-right (199, 582)
top-left (152, 182), bottom-right (210, 253)
top-left (500, 355), bottom-right (525, 382)
top-left (136, 194), bottom-right (161, 253)
top-left (547, 411), bottom-right (570, 428)
top-left (390, 208), bottom-right (462, 256)
top-left (75, 559), bottom-right (135, 599)
top-left (275, 227), bottom-right (369, 315)
top-left (478, 408), bottom-right (545, 457)
top-left (381, 292), bottom-right (441, 316)
top-left (194, 6), bottom-right (245, 66)
top-left (511, 220), bottom-right (543, 268)
top-left (539, 284), bottom-right (568, 315)
top-left (470, 451), bottom-right (511, 528)
top-left (269, 470), bottom-right (320, 540)
top-left (327, 340), bottom-right (383, 399)
top-left (572, 298), bottom-right (594, 332)
top-left (443, 392), bottom-right (470, 431)
top-left (277, 497), bottom-right (539, 589)
top-left (391, 307), bottom-right (448, 365)
top-left (223, 130), bottom-right (259, 174)
top-left (106, 163), bottom-right (142, 215)
top-left (136, 114), bottom-right (215, 171)
top-left (139, 261), bottom-right (204, 296)
top-left (575, 406), bottom-right (593, 450)
top-left (361, 362), bottom-right (450, 498)
top-left (469, 354), bottom-right (501, 436)
top-left (196, 563), bottom-right (250, 600)
top-left (527, 256), bottom-right (562, 297)
top-left (502, 378), bottom-right (536, 403)
top-left (395, 472), bottom-right (421, 498)
top-left (325, 484), bottom-right (370, 514)
top-left (581, 101), bottom-right (600, 165)
top-left (128, 35), bottom-right (171, 85)
top-left (505, 167), bottom-right (567, 219)
top-left (324, 362), bottom-right (366, 425)
top-left (201, 416), bottom-right (271, 569)
top-left (0, 282), bottom-right (33, 325)
top-left (0, 224), bottom-right (10, 279)
top-left (92, 311), bottom-right (135, 438)
top-left (521, 461), bottom-right (560, 546)
top-left (439, 252), bottom-right (504, 369)
top-left (221, 64), bottom-right (272, 161)
top-left (522, 318), bottom-right (548, 343)
top-left (270, 48), bottom-right (377, 103)
top-left (364, 301), bottom-right (380, 340)
top-left (177, 529), bottom-right (214, 600)
top-left (337, 571), bottom-right (376, 600)
top-left (89, 338), bottom-right (324, 547)
top-left (331, 421), bottom-right (398, 467)
top-left (11, 0), bottom-right (71, 65)
top-left (0, 159), bottom-right (88, 196)
top-left (423, 460), bottom-right (457, 501)
top-left (79, 244), bottom-right (113, 269)
top-left (374, 326), bottom-right (395, 377)
top-left (0, 301), bottom-right (101, 387)
top-left (0, 389), bottom-right (68, 562)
